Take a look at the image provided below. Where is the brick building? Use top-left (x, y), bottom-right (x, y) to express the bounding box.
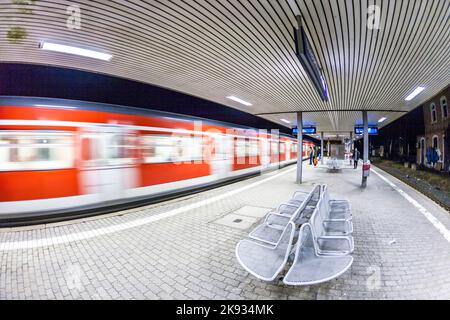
top-left (417, 85), bottom-right (450, 172)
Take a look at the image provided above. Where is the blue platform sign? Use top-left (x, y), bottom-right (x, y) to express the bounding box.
top-left (293, 127), bottom-right (317, 135)
top-left (354, 127), bottom-right (379, 135)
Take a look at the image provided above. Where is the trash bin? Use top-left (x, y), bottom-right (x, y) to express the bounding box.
top-left (362, 161), bottom-right (371, 177)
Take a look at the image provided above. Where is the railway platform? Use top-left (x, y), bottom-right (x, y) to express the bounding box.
top-left (0, 162), bottom-right (450, 300)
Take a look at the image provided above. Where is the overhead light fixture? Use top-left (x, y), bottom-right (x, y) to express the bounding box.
top-left (35, 104), bottom-right (77, 110)
top-left (405, 86), bottom-right (425, 101)
top-left (40, 42), bottom-right (113, 61)
top-left (378, 117), bottom-right (387, 123)
top-left (281, 119), bottom-right (291, 124)
top-left (226, 96), bottom-right (253, 106)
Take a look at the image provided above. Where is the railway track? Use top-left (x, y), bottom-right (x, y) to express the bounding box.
top-left (374, 164), bottom-right (450, 213)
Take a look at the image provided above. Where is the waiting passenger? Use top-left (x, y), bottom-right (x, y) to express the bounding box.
top-left (353, 149), bottom-right (360, 169)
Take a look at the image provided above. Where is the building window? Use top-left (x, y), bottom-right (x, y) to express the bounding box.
top-left (443, 135), bottom-right (446, 166)
top-left (432, 136), bottom-right (439, 149)
top-left (419, 138), bottom-right (426, 165)
top-left (441, 96), bottom-right (448, 120)
top-left (430, 103), bottom-right (437, 123)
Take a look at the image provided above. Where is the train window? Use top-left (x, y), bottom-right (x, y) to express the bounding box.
top-left (173, 135), bottom-right (203, 163)
top-left (0, 131), bottom-right (74, 171)
top-left (280, 143), bottom-right (286, 154)
top-left (106, 134), bottom-right (136, 166)
top-left (81, 133), bottom-right (136, 167)
top-left (236, 139), bottom-right (246, 157)
top-left (248, 140), bottom-right (259, 157)
top-left (270, 142), bottom-right (279, 155)
top-left (142, 135), bottom-right (203, 164)
top-left (291, 144), bottom-right (298, 153)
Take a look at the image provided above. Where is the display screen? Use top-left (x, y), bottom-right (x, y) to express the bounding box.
top-left (294, 19), bottom-right (329, 102)
top-left (292, 127), bottom-right (317, 135)
top-left (354, 127), bottom-right (379, 135)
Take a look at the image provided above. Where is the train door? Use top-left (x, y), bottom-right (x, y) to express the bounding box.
top-left (285, 141), bottom-right (291, 162)
top-left (211, 133), bottom-right (232, 179)
top-left (79, 126), bottom-right (138, 202)
top-left (260, 138), bottom-right (270, 170)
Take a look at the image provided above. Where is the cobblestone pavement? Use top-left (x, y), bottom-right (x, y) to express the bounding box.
top-left (1, 162), bottom-right (450, 300)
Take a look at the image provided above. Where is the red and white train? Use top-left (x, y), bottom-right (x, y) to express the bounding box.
top-left (0, 97), bottom-right (315, 223)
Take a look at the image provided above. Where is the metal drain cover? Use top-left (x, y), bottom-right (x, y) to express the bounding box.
top-left (213, 214), bottom-right (257, 230)
top-left (232, 206), bottom-right (272, 218)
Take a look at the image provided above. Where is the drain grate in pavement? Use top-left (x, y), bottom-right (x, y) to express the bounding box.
top-left (213, 206), bottom-right (273, 230)
top-left (232, 205), bottom-right (272, 218)
top-left (213, 214), bottom-right (257, 230)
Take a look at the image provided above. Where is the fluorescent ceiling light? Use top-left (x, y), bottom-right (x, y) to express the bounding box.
top-left (226, 96), bottom-right (253, 106)
top-left (378, 117), bottom-right (387, 123)
top-left (36, 104), bottom-right (77, 110)
top-left (405, 86), bottom-right (425, 101)
top-left (40, 42), bottom-right (112, 61)
top-left (281, 119), bottom-right (291, 124)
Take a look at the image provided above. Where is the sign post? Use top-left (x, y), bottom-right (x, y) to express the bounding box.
top-left (362, 111), bottom-right (370, 188)
top-left (296, 112), bottom-right (303, 184)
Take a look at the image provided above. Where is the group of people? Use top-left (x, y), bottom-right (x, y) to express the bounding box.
top-left (308, 146), bottom-right (321, 166)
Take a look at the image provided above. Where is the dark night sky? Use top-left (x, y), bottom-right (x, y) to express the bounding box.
top-left (0, 63), bottom-right (293, 135)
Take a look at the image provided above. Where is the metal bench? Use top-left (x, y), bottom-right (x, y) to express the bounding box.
top-left (287, 185), bottom-right (321, 208)
top-left (248, 186), bottom-right (320, 245)
top-left (282, 223), bottom-right (354, 286)
top-left (235, 222), bottom-right (297, 282)
top-left (327, 158), bottom-right (342, 171)
top-left (236, 185), bottom-right (354, 284)
top-left (310, 198), bottom-right (354, 256)
top-left (321, 185), bottom-right (352, 221)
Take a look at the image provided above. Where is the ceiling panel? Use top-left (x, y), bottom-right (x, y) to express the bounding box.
top-left (0, 0), bottom-right (449, 133)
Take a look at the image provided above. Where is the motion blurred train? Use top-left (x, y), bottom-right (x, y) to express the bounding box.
top-left (0, 97), bottom-right (315, 224)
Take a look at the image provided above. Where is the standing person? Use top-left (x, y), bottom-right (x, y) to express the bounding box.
top-left (353, 148), bottom-right (360, 169)
top-left (313, 145), bottom-right (319, 166)
top-left (309, 146), bottom-right (314, 165)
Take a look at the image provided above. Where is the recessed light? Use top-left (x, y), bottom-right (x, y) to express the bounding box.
top-left (281, 119), bottom-right (291, 124)
top-left (40, 42), bottom-right (113, 61)
top-left (378, 117), bottom-right (387, 123)
top-left (226, 96), bottom-right (253, 106)
top-left (405, 87), bottom-right (425, 101)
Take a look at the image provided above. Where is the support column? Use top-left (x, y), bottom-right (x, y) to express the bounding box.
top-left (350, 131), bottom-right (353, 165)
top-left (320, 132), bottom-right (324, 165)
top-left (362, 110), bottom-right (369, 188)
top-left (296, 112), bottom-right (303, 184)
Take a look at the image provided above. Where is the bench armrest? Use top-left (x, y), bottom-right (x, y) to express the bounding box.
top-left (329, 199), bottom-right (349, 204)
top-left (293, 191), bottom-right (308, 197)
top-left (277, 203), bottom-right (298, 211)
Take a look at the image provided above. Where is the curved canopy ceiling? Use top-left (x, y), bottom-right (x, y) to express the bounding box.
top-left (0, 0), bottom-right (449, 135)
